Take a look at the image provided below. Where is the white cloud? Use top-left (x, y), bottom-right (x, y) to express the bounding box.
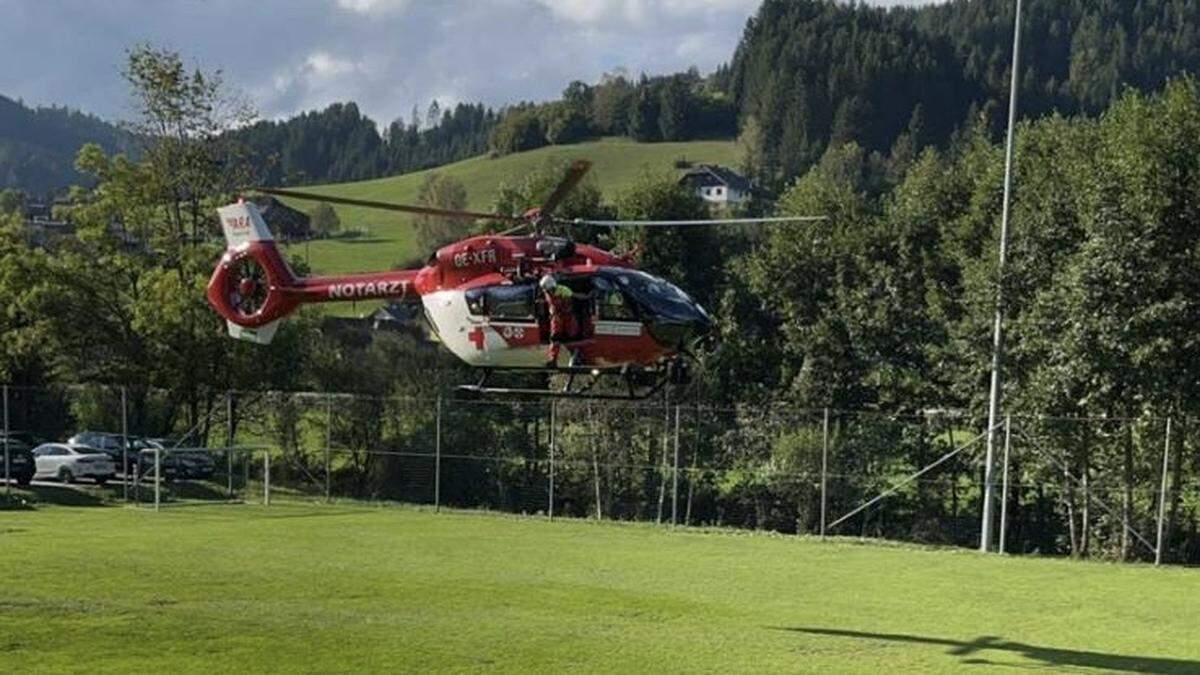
top-left (534, 0), bottom-right (758, 28)
top-left (305, 52), bottom-right (360, 78)
top-left (334, 0), bottom-right (410, 14)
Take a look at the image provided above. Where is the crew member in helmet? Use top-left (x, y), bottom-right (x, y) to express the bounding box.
top-left (540, 274), bottom-right (577, 366)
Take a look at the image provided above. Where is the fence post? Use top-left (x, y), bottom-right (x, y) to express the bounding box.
top-left (657, 399), bottom-right (669, 524)
top-left (685, 404), bottom-right (700, 527)
top-left (325, 395), bottom-right (333, 503)
top-left (153, 448), bottom-right (161, 512)
top-left (121, 386), bottom-right (128, 502)
top-left (263, 451), bottom-right (271, 506)
top-left (3, 384), bottom-right (9, 500)
top-left (820, 407), bottom-right (829, 538)
top-left (589, 403), bottom-right (602, 521)
top-left (548, 400), bottom-right (556, 519)
top-left (435, 395), bottom-right (442, 513)
top-left (999, 415), bottom-right (1012, 554)
top-left (226, 391), bottom-right (234, 500)
top-left (1156, 417), bottom-right (1172, 566)
top-left (672, 404), bottom-right (681, 527)
top-left (243, 444), bottom-right (249, 501)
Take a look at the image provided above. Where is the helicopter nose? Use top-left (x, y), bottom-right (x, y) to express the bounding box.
top-left (648, 305), bottom-right (715, 350)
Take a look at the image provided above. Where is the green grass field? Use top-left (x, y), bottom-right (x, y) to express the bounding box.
top-left (2, 503), bottom-right (1197, 673)
top-left (282, 137), bottom-right (738, 277)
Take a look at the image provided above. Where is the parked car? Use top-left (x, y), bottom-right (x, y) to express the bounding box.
top-left (132, 448), bottom-right (181, 482)
top-left (0, 437), bottom-right (36, 486)
top-left (66, 432), bottom-right (138, 471)
top-left (31, 443), bottom-right (116, 485)
top-left (144, 439), bottom-right (215, 479)
top-left (1, 431), bottom-right (50, 448)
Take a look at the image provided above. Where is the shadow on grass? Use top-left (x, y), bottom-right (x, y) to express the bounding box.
top-left (166, 480), bottom-right (232, 501)
top-left (18, 483), bottom-right (115, 507)
top-left (777, 627), bottom-right (1200, 674)
top-left (328, 237), bottom-right (390, 245)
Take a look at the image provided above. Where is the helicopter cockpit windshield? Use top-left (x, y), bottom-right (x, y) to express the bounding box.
top-left (602, 269), bottom-right (704, 319)
top-left (600, 268), bottom-right (713, 347)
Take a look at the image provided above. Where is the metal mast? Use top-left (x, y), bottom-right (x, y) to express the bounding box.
top-left (982, 0), bottom-right (1023, 553)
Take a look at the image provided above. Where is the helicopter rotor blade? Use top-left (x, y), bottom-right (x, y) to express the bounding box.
top-left (249, 187), bottom-right (525, 222)
top-left (497, 223), bottom-right (534, 237)
top-left (571, 215), bottom-right (828, 228)
top-left (539, 160), bottom-right (593, 217)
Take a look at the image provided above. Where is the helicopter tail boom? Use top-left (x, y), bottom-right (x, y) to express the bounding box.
top-left (208, 201), bottom-right (421, 345)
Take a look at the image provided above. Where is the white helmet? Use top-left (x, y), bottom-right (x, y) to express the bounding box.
top-left (539, 275), bottom-right (557, 291)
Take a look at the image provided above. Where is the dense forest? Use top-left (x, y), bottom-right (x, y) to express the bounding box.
top-left (729, 0), bottom-right (1200, 186)
top-left (0, 94), bottom-right (134, 195)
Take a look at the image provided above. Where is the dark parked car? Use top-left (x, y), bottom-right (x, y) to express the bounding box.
top-left (67, 431), bottom-right (138, 471)
top-left (0, 437), bottom-right (35, 486)
top-left (130, 448), bottom-right (182, 482)
top-left (145, 440), bottom-right (216, 479)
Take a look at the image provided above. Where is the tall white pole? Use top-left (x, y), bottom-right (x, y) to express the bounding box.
top-left (999, 416), bottom-right (1012, 554)
top-left (1155, 418), bottom-right (1172, 566)
top-left (982, 0), bottom-right (1023, 553)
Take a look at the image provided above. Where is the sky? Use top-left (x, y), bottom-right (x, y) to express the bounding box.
top-left (0, 0), bottom-right (939, 126)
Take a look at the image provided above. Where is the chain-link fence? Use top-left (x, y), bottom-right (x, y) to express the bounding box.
top-left (3, 384), bottom-right (1197, 565)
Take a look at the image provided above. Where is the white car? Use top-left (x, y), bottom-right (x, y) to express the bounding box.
top-left (32, 443), bottom-right (116, 485)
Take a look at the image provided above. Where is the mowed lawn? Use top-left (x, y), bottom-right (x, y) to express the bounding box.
top-left (2, 504), bottom-right (1197, 674)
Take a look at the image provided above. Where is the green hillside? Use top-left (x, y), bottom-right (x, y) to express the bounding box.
top-left (281, 137), bottom-right (738, 275)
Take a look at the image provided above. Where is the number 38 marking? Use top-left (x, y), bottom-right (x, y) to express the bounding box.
top-left (500, 326), bottom-right (525, 339)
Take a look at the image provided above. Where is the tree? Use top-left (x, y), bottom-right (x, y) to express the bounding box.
top-left (591, 72), bottom-right (634, 135)
top-left (413, 173), bottom-right (468, 253)
top-left (0, 45), bottom-right (308, 441)
top-left (657, 76), bottom-right (690, 141)
top-left (610, 172), bottom-right (714, 303)
top-left (492, 158), bottom-right (608, 241)
top-left (310, 202), bottom-right (341, 237)
top-left (737, 115), bottom-right (764, 184)
top-left (488, 109), bottom-right (546, 156)
top-left (562, 80), bottom-right (593, 110)
top-left (0, 189), bottom-right (25, 215)
top-left (627, 84), bottom-right (660, 142)
top-left (541, 103), bottom-right (590, 145)
top-left (122, 43), bottom-right (256, 244)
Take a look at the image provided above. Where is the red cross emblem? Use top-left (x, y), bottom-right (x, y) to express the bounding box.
top-left (468, 327), bottom-right (486, 351)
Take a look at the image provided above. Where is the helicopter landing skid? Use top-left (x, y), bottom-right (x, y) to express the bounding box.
top-left (454, 362), bottom-right (681, 401)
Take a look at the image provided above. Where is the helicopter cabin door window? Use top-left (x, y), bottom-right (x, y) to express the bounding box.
top-left (465, 283), bottom-right (536, 322)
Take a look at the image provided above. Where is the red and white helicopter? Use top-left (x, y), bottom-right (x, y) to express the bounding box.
top-left (206, 161), bottom-right (821, 399)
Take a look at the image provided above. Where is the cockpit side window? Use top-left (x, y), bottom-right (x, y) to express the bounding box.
top-left (594, 276), bottom-right (636, 321)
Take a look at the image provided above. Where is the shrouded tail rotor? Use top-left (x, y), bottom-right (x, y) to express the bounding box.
top-left (230, 257), bottom-right (269, 317)
top-left (207, 201), bottom-right (300, 344)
